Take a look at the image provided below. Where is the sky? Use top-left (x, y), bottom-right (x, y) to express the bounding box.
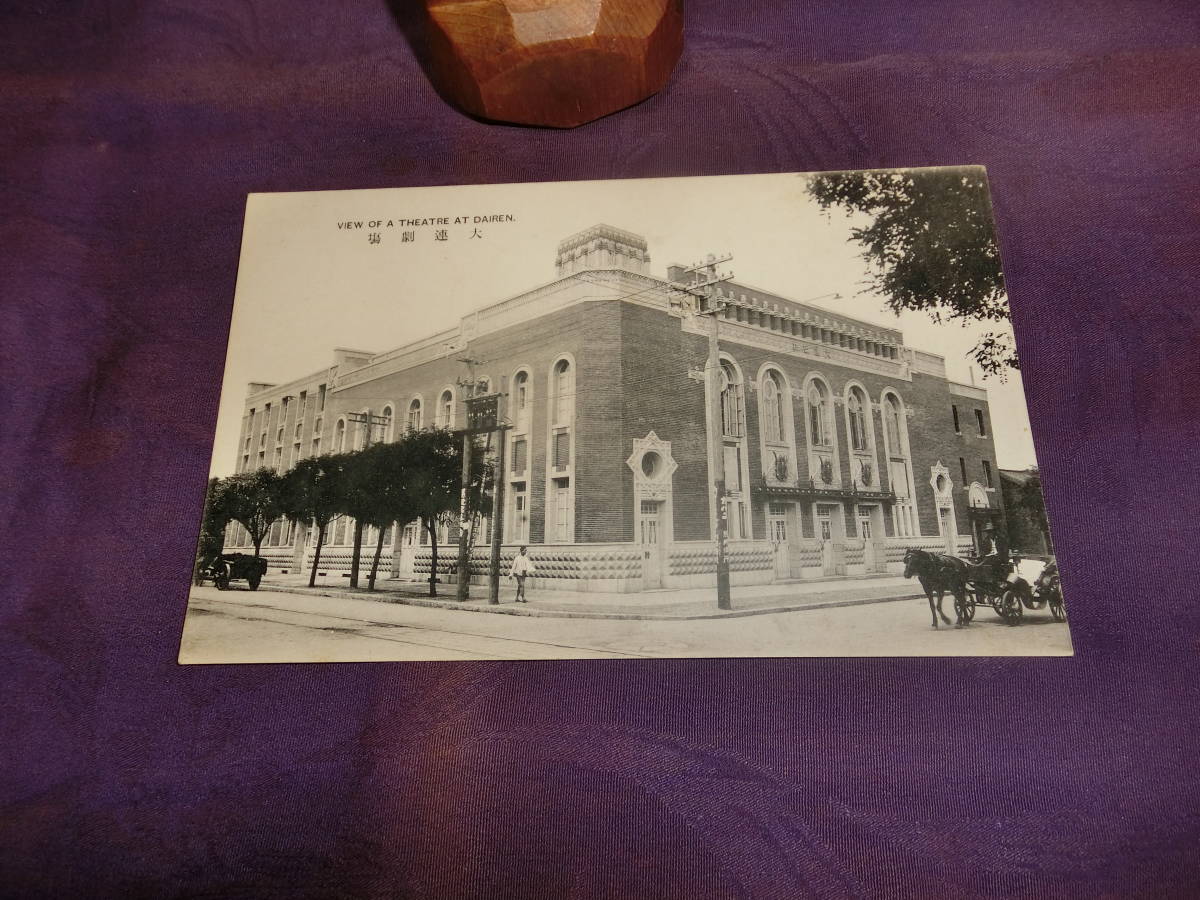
top-left (210, 171), bottom-right (1041, 477)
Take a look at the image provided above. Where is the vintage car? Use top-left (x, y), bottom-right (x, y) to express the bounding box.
top-left (199, 553), bottom-right (268, 591)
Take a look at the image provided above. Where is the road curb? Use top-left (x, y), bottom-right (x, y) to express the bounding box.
top-left (256, 583), bottom-right (926, 621)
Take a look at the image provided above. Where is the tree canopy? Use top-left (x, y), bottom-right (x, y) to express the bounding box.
top-left (806, 167), bottom-right (1015, 376)
top-left (220, 468), bottom-right (287, 556)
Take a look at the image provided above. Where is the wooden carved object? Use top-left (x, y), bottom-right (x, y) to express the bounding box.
top-left (422, 0), bottom-right (684, 128)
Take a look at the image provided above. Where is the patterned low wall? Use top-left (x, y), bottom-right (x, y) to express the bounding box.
top-left (412, 543), bottom-right (644, 593)
top-left (885, 536), bottom-right (974, 565)
top-left (668, 541), bottom-right (775, 577)
top-left (792, 539), bottom-right (824, 569)
top-left (300, 547), bottom-right (394, 576)
top-left (843, 538), bottom-right (865, 567)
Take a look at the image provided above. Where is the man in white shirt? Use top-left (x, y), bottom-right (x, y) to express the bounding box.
top-left (508, 546), bottom-right (536, 603)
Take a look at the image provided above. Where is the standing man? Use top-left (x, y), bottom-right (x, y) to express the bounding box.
top-left (509, 546), bottom-right (536, 603)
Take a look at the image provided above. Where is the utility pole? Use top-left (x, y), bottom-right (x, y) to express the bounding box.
top-left (672, 254), bottom-right (734, 610)
top-left (455, 356), bottom-right (480, 600)
top-left (487, 390), bottom-right (509, 605)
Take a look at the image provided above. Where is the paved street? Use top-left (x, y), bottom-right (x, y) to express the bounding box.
top-left (179, 586), bottom-right (1074, 663)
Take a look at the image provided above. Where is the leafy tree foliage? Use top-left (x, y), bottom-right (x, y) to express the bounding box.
top-left (806, 167), bottom-right (1015, 375)
top-left (1011, 468), bottom-right (1052, 553)
top-left (282, 454), bottom-right (347, 587)
top-left (401, 428), bottom-right (470, 597)
top-left (220, 468), bottom-right (287, 557)
top-left (193, 477), bottom-right (229, 585)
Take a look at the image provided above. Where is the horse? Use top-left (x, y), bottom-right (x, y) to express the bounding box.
top-left (903, 548), bottom-right (970, 628)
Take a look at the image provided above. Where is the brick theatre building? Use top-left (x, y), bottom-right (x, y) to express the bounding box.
top-left (223, 225), bottom-right (1006, 592)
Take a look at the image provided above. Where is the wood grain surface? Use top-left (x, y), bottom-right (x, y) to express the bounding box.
top-left (424, 0), bottom-right (684, 127)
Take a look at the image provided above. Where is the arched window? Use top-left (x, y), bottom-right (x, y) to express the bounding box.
top-left (808, 382), bottom-right (831, 446)
top-left (381, 405), bottom-right (394, 443)
top-left (407, 398), bottom-right (422, 433)
top-left (884, 394), bottom-right (904, 454)
top-left (513, 370), bottom-right (531, 430)
top-left (847, 388), bottom-right (867, 451)
top-left (437, 388), bottom-right (454, 429)
top-left (762, 371), bottom-right (784, 443)
top-left (720, 362), bottom-right (744, 438)
top-left (552, 360), bottom-right (572, 425)
top-left (334, 418), bottom-right (346, 452)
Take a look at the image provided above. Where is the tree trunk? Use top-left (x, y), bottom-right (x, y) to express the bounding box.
top-left (252, 525), bottom-right (264, 558)
top-left (367, 526), bottom-right (386, 590)
top-left (309, 522), bottom-right (327, 587)
top-left (426, 517), bottom-right (439, 597)
top-left (349, 519), bottom-right (365, 587)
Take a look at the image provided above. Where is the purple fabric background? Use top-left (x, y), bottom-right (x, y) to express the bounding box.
top-left (3, 1), bottom-right (1199, 896)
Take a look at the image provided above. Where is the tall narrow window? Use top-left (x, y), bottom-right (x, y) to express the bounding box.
top-left (407, 398), bottom-right (422, 432)
top-left (334, 419), bottom-right (346, 452)
top-left (982, 459), bottom-right (993, 488)
top-left (808, 383), bottom-right (830, 446)
top-left (317, 384), bottom-right (327, 412)
top-left (952, 404), bottom-right (961, 433)
top-left (720, 362), bottom-right (744, 438)
top-left (975, 409), bottom-right (987, 436)
top-left (762, 371), bottom-right (784, 443)
top-left (514, 370), bottom-right (530, 430)
top-left (885, 395), bottom-right (904, 454)
top-left (438, 389), bottom-right (453, 428)
top-left (959, 457), bottom-right (967, 484)
top-left (381, 405), bottom-right (394, 442)
top-left (553, 360), bottom-right (572, 425)
top-left (511, 438), bottom-right (528, 473)
top-left (847, 388), bottom-right (867, 451)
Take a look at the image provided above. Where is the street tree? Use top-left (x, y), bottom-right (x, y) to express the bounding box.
top-left (360, 441), bottom-right (420, 592)
top-left (1011, 468), bottom-right (1052, 553)
top-left (338, 445), bottom-right (390, 589)
top-left (400, 428), bottom-right (469, 597)
top-left (282, 454), bottom-right (347, 587)
top-left (193, 477), bottom-right (229, 585)
top-left (806, 167), bottom-right (1014, 376)
top-left (220, 468), bottom-right (287, 558)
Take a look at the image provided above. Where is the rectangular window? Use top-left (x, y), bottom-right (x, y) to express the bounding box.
top-left (952, 404), bottom-right (960, 433)
top-left (511, 438), bottom-right (528, 473)
top-left (975, 408), bottom-right (987, 436)
top-left (317, 384), bottom-right (327, 412)
top-left (959, 457), bottom-right (967, 483)
top-left (293, 441), bottom-right (301, 463)
top-left (982, 459), bottom-right (993, 488)
top-left (311, 437), bottom-right (321, 456)
top-left (552, 430), bottom-right (570, 470)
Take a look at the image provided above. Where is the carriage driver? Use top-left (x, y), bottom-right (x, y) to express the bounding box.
top-left (978, 522), bottom-right (1010, 583)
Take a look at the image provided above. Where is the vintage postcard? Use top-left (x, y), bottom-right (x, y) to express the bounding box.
top-left (179, 168), bottom-right (1073, 663)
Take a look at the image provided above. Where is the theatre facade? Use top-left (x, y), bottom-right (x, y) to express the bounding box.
top-left (223, 225), bottom-right (1006, 592)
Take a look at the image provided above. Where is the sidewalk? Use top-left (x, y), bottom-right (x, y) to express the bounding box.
top-left (255, 572), bottom-right (925, 620)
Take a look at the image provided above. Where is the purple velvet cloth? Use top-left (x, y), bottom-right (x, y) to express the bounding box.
top-left (4, 1), bottom-right (1200, 896)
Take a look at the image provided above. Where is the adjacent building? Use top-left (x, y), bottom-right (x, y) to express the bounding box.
top-left (223, 224), bottom-right (1007, 592)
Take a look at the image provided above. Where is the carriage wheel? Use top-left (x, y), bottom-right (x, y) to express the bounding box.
top-left (956, 593), bottom-right (976, 624)
top-left (999, 588), bottom-right (1023, 624)
top-left (248, 574), bottom-right (261, 591)
top-left (214, 566), bottom-right (230, 591)
top-left (1049, 596), bottom-right (1066, 622)
top-left (988, 589), bottom-right (1004, 616)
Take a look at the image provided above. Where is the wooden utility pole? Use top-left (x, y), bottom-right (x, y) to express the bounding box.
top-left (671, 254), bottom-right (734, 610)
top-left (487, 393), bottom-right (508, 605)
top-left (455, 356), bottom-right (480, 600)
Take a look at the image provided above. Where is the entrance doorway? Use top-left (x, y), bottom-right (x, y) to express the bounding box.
top-left (639, 499), bottom-right (665, 589)
top-left (767, 502), bottom-right (790, 579)
top-left (816, 503), bottom-right (839, 576)
top-left (858, 506), bottom-right (877, 572)
top-left (398, 522), bottom-right (418, 576)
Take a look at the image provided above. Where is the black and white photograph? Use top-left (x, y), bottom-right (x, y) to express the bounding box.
top-left (179, 168), bottom-right (1072, 662)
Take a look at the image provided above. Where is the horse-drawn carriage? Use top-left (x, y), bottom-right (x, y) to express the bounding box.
top-left (197, 553), bottom-right (268, 591)
top-left (904, 548), bottom-right (1065, 628)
